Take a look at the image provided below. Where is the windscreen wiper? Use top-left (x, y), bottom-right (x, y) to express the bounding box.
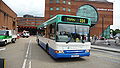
top-left (66, 35), bottom-right (72, 44)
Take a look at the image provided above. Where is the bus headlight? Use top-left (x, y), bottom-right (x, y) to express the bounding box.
top-left (54, 50), bottom-right (64, 53)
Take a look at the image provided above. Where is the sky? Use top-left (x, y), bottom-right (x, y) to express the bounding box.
top-left (2, 0), bottom-right (45, 17)
top-left (2, 0), bottom-right (120, 30)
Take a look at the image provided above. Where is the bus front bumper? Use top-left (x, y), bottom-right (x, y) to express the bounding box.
top-left (54, 52), bottom-right (90, 58)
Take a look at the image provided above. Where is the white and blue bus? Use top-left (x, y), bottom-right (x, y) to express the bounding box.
top-left (36, 15), bottom-right (91, 59)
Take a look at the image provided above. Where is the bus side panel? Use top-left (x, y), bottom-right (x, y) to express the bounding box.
top-left (39, 40), bottom-right (46, 50)
top-left (38, 37), bottom-right (48, 50)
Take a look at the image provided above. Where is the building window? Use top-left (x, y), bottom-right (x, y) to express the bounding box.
top-left (63, 8), bottom-right (66, 11)
top-left (56, 7), bottom-right (60, 10)
top-left (56, 0), bottom-right (60, 3)
top-left (68, 2), bottom-right (71, 5)
top-left (68, 8), bottom-right (71, 12)
top-left (63, 0), bottom-right (66, 4)
top-left (50, 7), bottom-right (54, 11)
top-left (50, 0), bottom-right (53, 3)
top-left (50, 15), bottom-right (53, 18)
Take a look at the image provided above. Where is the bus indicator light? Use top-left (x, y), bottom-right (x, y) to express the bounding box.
top-left (54, 50), bottom-right (64, 53)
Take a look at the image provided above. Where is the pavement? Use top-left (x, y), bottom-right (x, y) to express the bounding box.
top-left (91, 39), bottom-right (120, 53)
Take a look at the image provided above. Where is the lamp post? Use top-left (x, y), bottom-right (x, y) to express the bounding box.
top-left (102, 16), bottom-right (104, 37)
top-left (35, 16), bottom-right (37, 35)
top-left (102, 15), bottom-right (106, 38)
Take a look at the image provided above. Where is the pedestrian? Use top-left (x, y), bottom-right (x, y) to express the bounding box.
top-left (92, 35), bottom-right (97, 44)
top-left (105, 39), bottom-right (110, 45)
top-left (115, 37), bottom-right (120, 45)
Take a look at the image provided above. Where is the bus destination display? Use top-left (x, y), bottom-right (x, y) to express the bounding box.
top-left (61, 16), bottom-right (88, 23)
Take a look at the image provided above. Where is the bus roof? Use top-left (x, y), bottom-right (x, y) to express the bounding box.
top-left (37, 15), bottom-right (91, 29)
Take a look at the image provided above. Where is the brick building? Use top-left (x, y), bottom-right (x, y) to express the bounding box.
top-left (45, 0), bottom-right (113, 38)
top-left (17, 14), bottom-right (44, 35)
top-left (0, 0), bottom-right (17, 30)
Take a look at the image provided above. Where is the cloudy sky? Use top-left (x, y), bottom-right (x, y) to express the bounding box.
top-left (2, 0), bottom-right (45, 17)
top-left (2, 0), bottom-right (120, 30)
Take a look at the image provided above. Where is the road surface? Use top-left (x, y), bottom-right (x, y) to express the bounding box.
top-left (0, 36), bottom-right (120, 68)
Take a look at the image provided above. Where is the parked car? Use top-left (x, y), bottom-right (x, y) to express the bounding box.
top-left (0, 30), bottom-right (17, 46)
top-left (21, 31), bottom-right (30, 38)
top-left (114, 33), bottom-right (120, 38)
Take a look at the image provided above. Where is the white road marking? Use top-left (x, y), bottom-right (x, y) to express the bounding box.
top-left (22, 59), bottom-right (27, 68)
top-left (29, 61), bottom-right (31, 68)
top-left (25, 41), bottom-right (31, 58)
top-left (29, 39), bottom-right (32, 68)
top-left (22, 40), bottom-right (32, 68)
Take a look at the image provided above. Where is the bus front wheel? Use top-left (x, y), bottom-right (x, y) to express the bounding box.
top-left (12, 38), bottom-right (16, 43)
top-left (3, 41), bottom-right (7, 46)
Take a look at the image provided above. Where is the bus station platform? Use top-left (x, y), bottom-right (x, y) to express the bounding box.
top-left (91, 39), bottom-right (120, 53)
top-left (91, 45), bottom-right (120, 53)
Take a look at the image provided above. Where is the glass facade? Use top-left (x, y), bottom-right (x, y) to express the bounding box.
top-left (63, 8), bottom-right (66, 11)
top-left (63, 0), bottom-right (66, 4)
top-left (76, 5), bottom-right (98, 27)
top-left (50, 0), bottom-right (53, 3)
top-left (56, 0), bottom-right (60, 3)
top-left (101, 26), bottom-right (110, 39)
top-left (50, 7), bottom-right (54, 10)
top-left (50, 15), bottom-right (53, 17)
top-left (56, 7), bottom-right (60, 10)
top-left (49, 0), bottom-right (72, 5)
top-left (68, 8), bottom-right (71, 12)
top-left (68, 2), bottom-right (71, 5)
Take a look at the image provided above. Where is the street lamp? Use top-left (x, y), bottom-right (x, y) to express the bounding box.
top-left (102, 15), bottom-right (106, 38)
top-left (102, 16), bottom-right (104, 37)
top-left (34, 16), bottom-right (38, 35)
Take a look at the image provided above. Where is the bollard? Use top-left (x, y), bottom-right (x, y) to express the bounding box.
top-left (0, 58), bottom-right (5, 68)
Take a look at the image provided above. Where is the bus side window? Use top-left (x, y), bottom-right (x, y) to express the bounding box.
top-left (49, 23), bottom-right (55, 40)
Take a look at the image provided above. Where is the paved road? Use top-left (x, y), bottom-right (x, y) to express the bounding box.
top-left (0, 36), bottom-right (120, 68)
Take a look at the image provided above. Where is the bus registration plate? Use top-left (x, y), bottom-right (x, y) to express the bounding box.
top-left (71, 55), bottom-right (79, 57)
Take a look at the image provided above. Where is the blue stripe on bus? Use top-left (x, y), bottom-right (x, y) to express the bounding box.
top-left (48, 47), bottom-right (90, 59)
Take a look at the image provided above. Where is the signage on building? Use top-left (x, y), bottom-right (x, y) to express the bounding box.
top-left (97, 8), bottom-right (113, 11)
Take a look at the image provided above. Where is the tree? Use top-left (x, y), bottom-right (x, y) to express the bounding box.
top-left (110, 29), bottom-right (120, 36)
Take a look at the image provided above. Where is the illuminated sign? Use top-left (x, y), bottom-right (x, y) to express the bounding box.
top-left (61, 16), bottom-right (88, 24)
